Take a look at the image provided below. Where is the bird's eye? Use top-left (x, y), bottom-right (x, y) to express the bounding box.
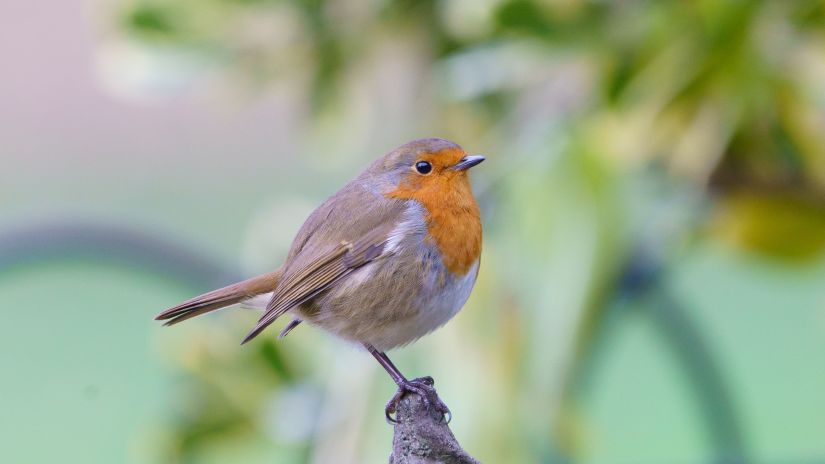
top-left (414, 161), bottom-right (432, 175)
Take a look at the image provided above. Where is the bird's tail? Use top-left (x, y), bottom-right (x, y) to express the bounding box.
top-left (155, 269), bottom-right (282, 326)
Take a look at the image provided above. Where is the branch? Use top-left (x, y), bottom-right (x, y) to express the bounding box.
top-left (389, 390), bottom-right (480, 464)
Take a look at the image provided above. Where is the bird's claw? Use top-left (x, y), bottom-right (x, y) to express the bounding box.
top-left (385, 376), bottom-right (451, 424)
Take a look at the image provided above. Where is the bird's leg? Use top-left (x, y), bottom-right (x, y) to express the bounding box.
top-left (364, 343), bottom-right (451, 424)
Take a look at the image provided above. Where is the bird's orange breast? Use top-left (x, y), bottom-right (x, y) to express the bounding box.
top-left (386, 167), bottom-right (482, 276)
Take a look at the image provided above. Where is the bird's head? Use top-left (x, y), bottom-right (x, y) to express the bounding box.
top-left (371, 138), bottom-right (484, 207)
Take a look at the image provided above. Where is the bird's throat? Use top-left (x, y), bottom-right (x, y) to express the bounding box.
top-left (387, 177), bottom-right (482, 275)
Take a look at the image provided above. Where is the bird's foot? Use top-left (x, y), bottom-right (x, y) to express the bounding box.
top-left (385, 376), bottom-right (451, 424)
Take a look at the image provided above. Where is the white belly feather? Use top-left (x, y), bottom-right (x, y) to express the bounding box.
top-left (391, 260), bottom-right (478, 345)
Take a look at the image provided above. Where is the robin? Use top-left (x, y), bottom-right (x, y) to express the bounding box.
top-left (155, 138), bottom-right (484, 421)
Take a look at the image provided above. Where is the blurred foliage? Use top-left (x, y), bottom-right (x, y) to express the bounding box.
top-left (713, 191), bottom-right (825, 261)
top-left (119, 0), bottom-right (825, 256)
top-left (161, 335), bottom-right (298, 460)
top-left (108, 0), bottom-right (825, 462)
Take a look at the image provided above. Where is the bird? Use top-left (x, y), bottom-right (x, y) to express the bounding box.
top-left (155, 137), bottom-right (484, 421)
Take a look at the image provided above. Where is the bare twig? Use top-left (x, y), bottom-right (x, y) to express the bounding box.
top-left (389, 391), bottom-right (479, 464)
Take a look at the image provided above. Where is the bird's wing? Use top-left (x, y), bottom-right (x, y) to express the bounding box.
top-left (241, 192), bottom-right (410, 344)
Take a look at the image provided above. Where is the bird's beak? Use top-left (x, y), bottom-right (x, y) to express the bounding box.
top-left (450, 155), bottom-right (485, 171)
